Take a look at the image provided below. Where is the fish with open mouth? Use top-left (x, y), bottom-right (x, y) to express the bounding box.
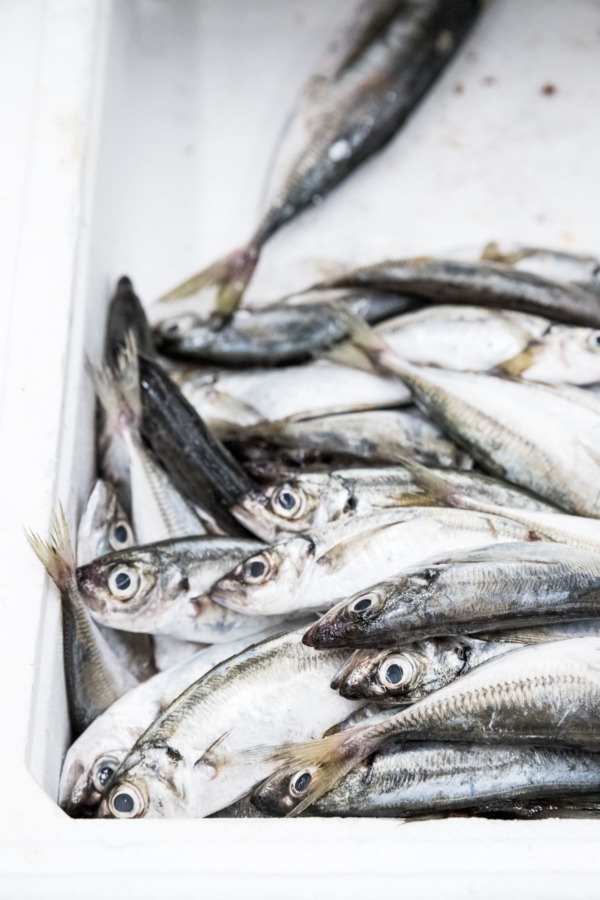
top-left (97, 627), bottom-right (362, 818)
top-left (250, 636), bottom-right (600, 816)
top-left (159, 0), bottom-right (484, 319)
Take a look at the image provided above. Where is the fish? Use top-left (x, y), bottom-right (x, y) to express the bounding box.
top-left (97, 627), bottom-right (362, 818)
top-left (251, 636), bottom-right (600, 815)
top-left (377, 304), bottom-right (600, 385)
top-left (254, 742), bottom-right (600, 818)
top-left (77, 478), bottom-right (136, 566)
top-left (317, 257), bottom-right (600, 327)
top-left (233, 463), bottom-right (558, 542)
top-left (159, 0), bottom-right (483, 318)
top-left (59, 629), bottom-right (288, 817)
top-left (225, 408), bottom-right (473, 478)
top-left (331, 636), bottom-right (518, 704)
top-left (344, 320), bottom-right (600, 516)
top-left (152, 635), bottom-right (209, 672)
top-left (27, 510), bottom-right (139, 736)
top-left (76, 535), bottom-right (298, 642)
top-left (174, 359), bottom-right (412, 433)
top-left (481, 243), bottom-right (600, 297)
top-left (89, 337), bottom-right (208, 543)
top-left (304, 542), bottom-right (600, 650)
top-left (154, 291), bottom-right (418, 367)
top-left (104, 275), bottom-right (156, 367)
top-left (209, 507), bottom-right (553, 618)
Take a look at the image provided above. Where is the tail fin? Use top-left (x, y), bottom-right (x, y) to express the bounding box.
top-left (251, 727), bottom-right (372, 817)
top-left (26, 505), bottom-right (76, 591)
top-left (158, 245), bottom-right (260, 324)
top-left (86, 330), bottom-right (141, 433)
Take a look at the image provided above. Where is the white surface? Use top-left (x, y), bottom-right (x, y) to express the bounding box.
top-left (2, 0), bottom-right (600, 896)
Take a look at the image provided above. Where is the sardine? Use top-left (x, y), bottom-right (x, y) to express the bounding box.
top-left (331, 636), bottom-right (517, 704)
top-left (174, 359), bottom-right (412, 432)
top-left (251, 636), bottom-right (600, 815)
top-left (305, 542), bottom-right (600, 650)
top-left (59, 630), bottom-right (287, 817)
top-left (226, 408), bottom-right (473, 477)
top-left (27, 510), bottom-right (138, 736)
top-left (209, 507), bottom-right (553, 617)
top-left (97, 627), bottom-right (362, 818)
top-left (233, 463), bottom-right (558, 542)
top-left (76, 535), bottom-right (297, 642)
top-left (481, 243), bottom-right (600, 298)
top-left (160, 0), bottom-right (483, 317)
top-left (319, 257), bottom-right (600, 327)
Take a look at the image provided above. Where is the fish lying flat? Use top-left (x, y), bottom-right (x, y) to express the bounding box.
top-left (59, 629), bottom-right (287, 817)
top-left (160, 0), bottom-right (483, 317)
top-left (305, 542), bottom-right (600, 649)
top-left (209, 507), bottom-right (551, 617)
top-left (89, 337), bottom-right (207, 543)
top-left (154, 292), bottom-right (417, 366)
top-left (319, 257), bottom-right (600, 326)
top-left (331, 636), bottom-right (517, 703)
top-left (254, 742), bottom-right (600, 818)
top-left (347, 324), bottom-right (600, 516)
top-left (233, 463), bottom-right (558, 542)
top-left (252, 636), bottom-right (600, 815)
top-left (481, 243), bottom-right (600, 297)
top-left (97, 628), bottom-right (362, 818)
top-left (76, 536), bottom-right (294, 642)
top-left (174, 360), bottom-right (412, 432)
top-left (378, 304), bottom-right (600, 384)
top-left (226, 409), bottom-right (472, 478)
top-left (27, 511), bottom-right (139, 736)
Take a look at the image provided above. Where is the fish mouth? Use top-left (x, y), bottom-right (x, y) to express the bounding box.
top-left (209, 581), bottom-right (250, 612)
top-left (76, 572), bottom-right (108, 615)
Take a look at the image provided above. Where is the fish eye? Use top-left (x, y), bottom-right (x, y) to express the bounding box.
top-left (289, 770), bottom-right (312, 798)
top-left (378, 654), bottom-right (416, 690)
top-left (108, 565), bottom-right (140, 600)
top-left (271, 485), bottom-right (306, 520)
top-left (92, 755), bottom-right (122, 793)
top-left (109, 521), bottom-right (133, 550)
top-left (241, 553), bottom-right (271, 585)
top-left (108, 782), bottom-right (146, 818)
top-left (587, 332), bottom-right (600, 352)
top-left (349, 591), bottom-right (380, 614)
top-left (158, 314), bottom-right (196, 340)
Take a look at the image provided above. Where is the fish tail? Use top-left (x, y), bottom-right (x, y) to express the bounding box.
top-left (158, 245), bottom-right (261, 324)
top-left (26, 505), bottom-right (76, 590)
top-left (86, 331), bottom-right (141, 432)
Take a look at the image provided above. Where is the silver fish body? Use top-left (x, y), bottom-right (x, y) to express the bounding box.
top-left (98, 628), bottom-right (361, 818)
top-left (481, 243), bottom-right (600, 298)
top-left (305, 542), bottom-right (600, 649)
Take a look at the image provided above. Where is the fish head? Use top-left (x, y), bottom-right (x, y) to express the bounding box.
top-left (59, 745), bottom-right (128, 818)
top-left (98, 742), bottom-right (189, 819)
top-left (77, 479), bottom-right (135, 564)
top-left (153, 313), bottom-right (208, 356)
top-left (302, 580), bottom-right (399, 649)
top-left (209, 536), bottom-right (315, 614)
top-left (250, 766), bottom-right (318, 817)
top-left (77, 549), bottom-right (186, 630)
top-left (332, 647), bottom-right (421, 703)
top-left (232, 479), bottom-right (324, 541)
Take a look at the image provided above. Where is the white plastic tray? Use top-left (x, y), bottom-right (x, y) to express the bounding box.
top-left (2, 0), bottom-right (600, 896)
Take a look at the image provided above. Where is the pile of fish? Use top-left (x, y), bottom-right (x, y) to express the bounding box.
top-left (29, 0), bottom-right (600, 821)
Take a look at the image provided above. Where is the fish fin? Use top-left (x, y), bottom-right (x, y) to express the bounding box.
top-left (26, 505), bottom-right (76, 589)
top-left (258, 728), bottom-right (371, 817)
top-left (194, 729), bottom-right (233, 777)
top-left (321, 341), bottom-right (374, 373)
top-left (87, 331), bottom-right (141, 431)
top-left (481, 242), bottom-right (531, 266)
top-left (488, 341), bottom-right (543, 379)
top-left (158, 246), bottom-right (260, 325)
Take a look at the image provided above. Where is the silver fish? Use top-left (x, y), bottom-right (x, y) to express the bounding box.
top-left (233, 463), bottom-right (558, 543)
top-left (27, 511), bottom-right (138, 736)
top-left (97, 627), bottom-right (362, 818)
top-left (252, 636), bottom-right (600, 815)
top-left (160, 0), bottom-right (483, 317)
top-left (76, 536), bottom-right (294, 642)
top-left (305, 542), bottom-right (600, 650)
top-left (481, 243), bottom-right (600, 297)
top-left (209, 507), bottom-right (552, 618)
